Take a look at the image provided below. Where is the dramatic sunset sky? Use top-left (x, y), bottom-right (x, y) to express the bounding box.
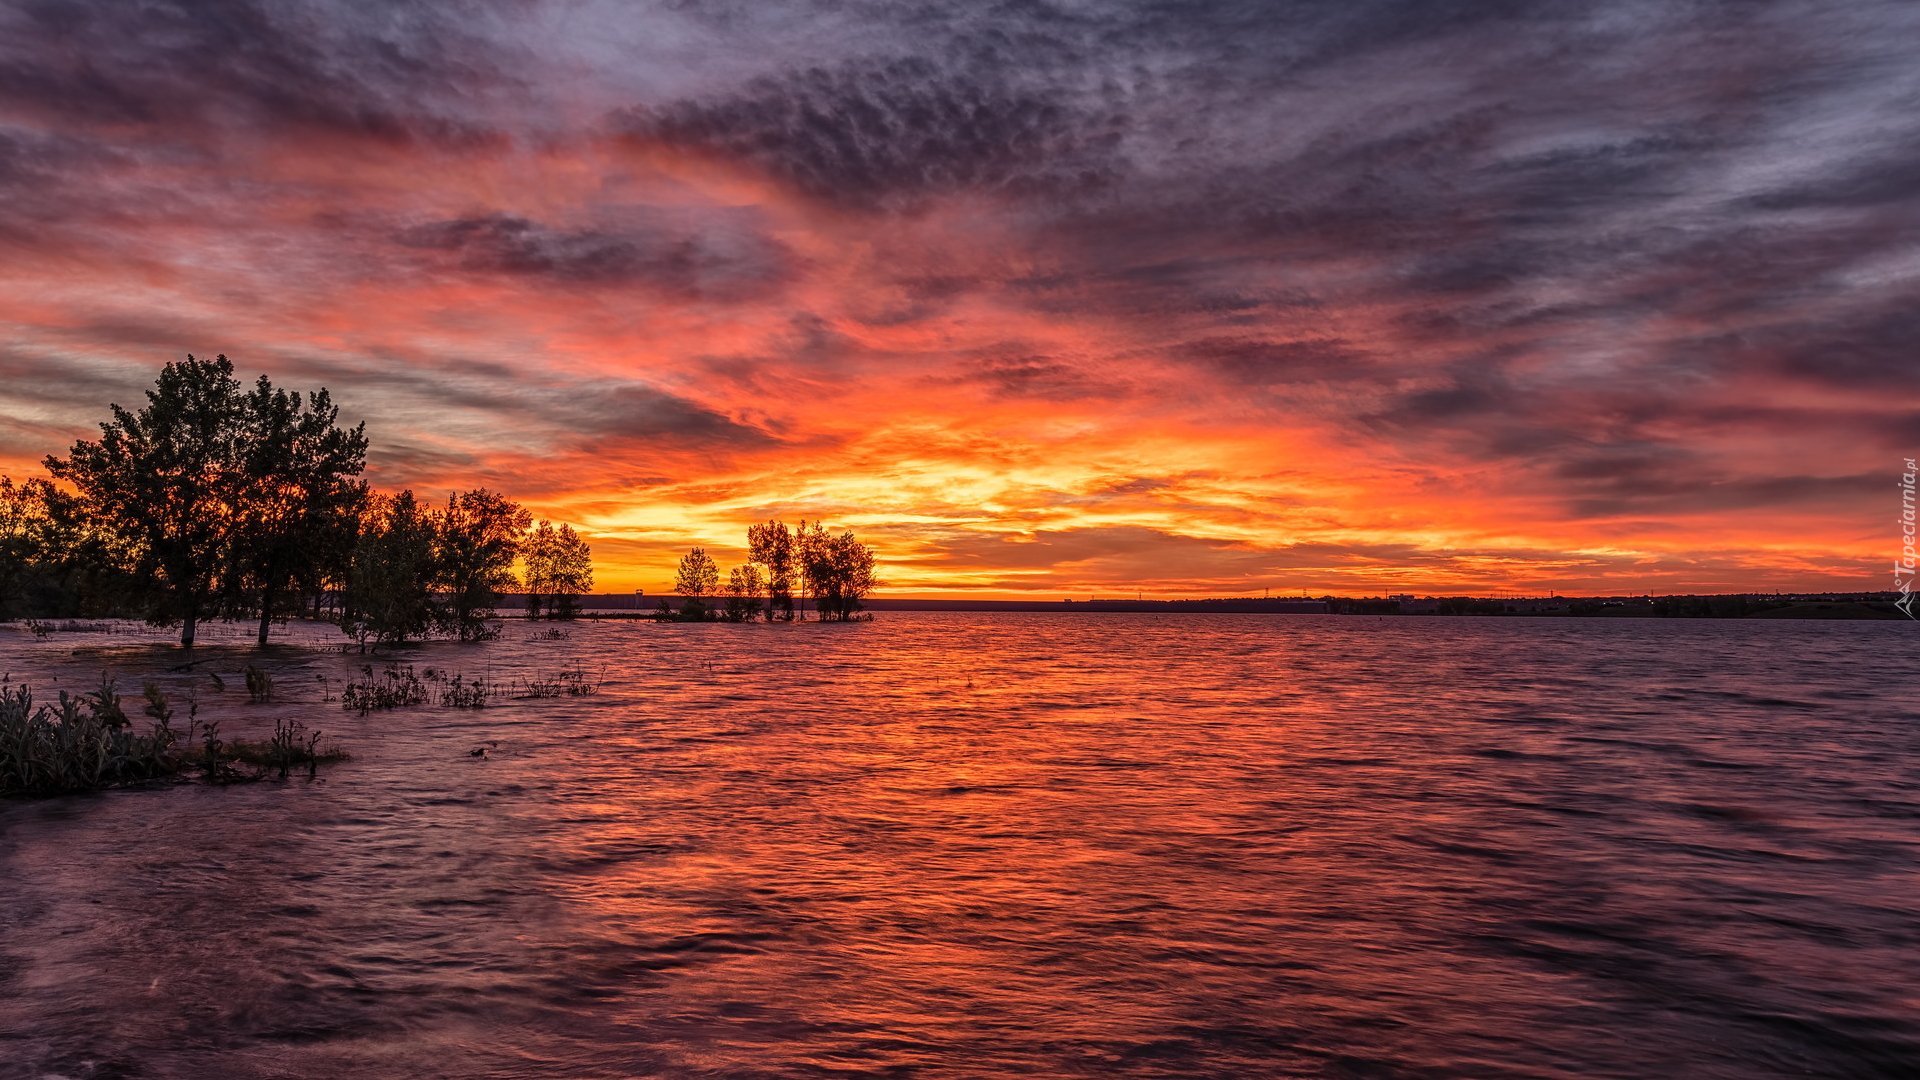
top-left (1, 0), bottom-right (1912, 596)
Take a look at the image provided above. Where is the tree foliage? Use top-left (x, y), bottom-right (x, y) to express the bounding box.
top-left (228, 376), bottom-right (369, 645)
top-left (436, 489), bottom-right (531, 639)
top-left (339, 491), bottom-right (439, 649)
top-left (724, 564), bottom-right (765, 622)
top-left (7, 356), bottom-right (592, 645)
top-left (39, 355), bottom-right (369, 646)
top-left (524, 520), bottom-right (594, 619)
top-left (793, 520), bottom-right (828, 618)
top-left (0, 477), bottom-right (56, 620)
top-left (747, 520), bottom-right (795, 621)
top-left (674, 547), bottom-right (719, 618)
top-left (46, 356), bottom-right (246, 646)
top-left (809, 531), bottom-right (879, 621)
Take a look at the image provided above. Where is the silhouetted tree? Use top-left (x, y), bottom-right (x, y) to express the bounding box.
top-left (724, 564), bottom-right (765, 622)
top-left (46, 356), bottom-right (252, 646)
top-left (15, 479), bottom-right (142, 618)
top-left (524, 520), bottom-right (593, 619)
top-left (0, 477), bottom-right (47, 619)
top-left (339, 491), bottom-right (439, 649)
top-left (229, 377), bottom-right (369, 645)
top-left (794, 520), bottom-right (828, 620)
top-left (435, 489), bottom-right (531, 640)
top-left (810, 531), bottom-right (878, 621)
top-left (748, 520), bottom-right (795, 621)
top-left (675, 547), bottom-right (719, 620)
top-left (42, 356), bottom-right (368, 645)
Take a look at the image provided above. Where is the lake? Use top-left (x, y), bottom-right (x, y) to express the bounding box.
top-left (0, 613), bottom-right (1914, 1079)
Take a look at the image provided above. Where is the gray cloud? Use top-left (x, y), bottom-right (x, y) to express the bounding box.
top-left (615, 50), bottom-right (1131, 210)
top-left (395, 211), bottom-right (795, 297)
top-left (0, 0), bottom-right (503, 143)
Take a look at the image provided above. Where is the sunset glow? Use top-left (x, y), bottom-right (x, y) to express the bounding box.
top-left (2, 1), bottom-right (1910, 596)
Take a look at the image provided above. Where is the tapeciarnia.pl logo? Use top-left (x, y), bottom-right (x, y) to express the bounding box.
top-left (1899, 458), bottom-right (1917, 620)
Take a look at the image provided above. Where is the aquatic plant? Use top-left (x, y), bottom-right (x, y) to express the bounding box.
top-left (244, 663), bottom-right (274, 704)
top-left (340, 664), bottom-right (428, 713)
top-left (141, 680), bottom-right (172, 724)
top-left (87, 672), bottom-right (131, 728)
top-left (566, 668), bottom-right (602, 696)
top-left (0, 681), bottom-right (184, 797)
top-left (223, 718), bottom-right (343, 779)
top-left (421, 667), bottom-right (496, 708)
top-left (513, 676), bottom-right (566, 699)
top-left (511, 666), bottom-right (602, 699)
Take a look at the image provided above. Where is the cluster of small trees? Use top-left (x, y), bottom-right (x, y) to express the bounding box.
top-left (0, 356), bottom-right (592, 647)
top-left (335, 490), bottom-right (591, 647)
top-left (671, 519), bottom-right (877, 622)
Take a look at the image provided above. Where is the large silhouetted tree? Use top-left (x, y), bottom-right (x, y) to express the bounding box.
top-left (48, 356), bottom-right (369, 646)
top-left (435, 489), bottom-right (531, 640)
top-left (46, 356), bottom-right (252, 647)
top-left (230, 377), bottom-right (369, 645)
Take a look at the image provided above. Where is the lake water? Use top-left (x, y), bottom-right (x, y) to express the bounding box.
top-left (0, 613), bottom-right (1914, 1080)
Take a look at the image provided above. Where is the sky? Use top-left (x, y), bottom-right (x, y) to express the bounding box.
top-left (1, 0), bottom-right (1915, 597)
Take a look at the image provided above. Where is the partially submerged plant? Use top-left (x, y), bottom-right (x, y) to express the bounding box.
top-left (234, 718), bottom-right (335, 779)
top-left (1, 676), bottom-right (345, 798)
top-left (341, 664), bottom-right (427, 713)
top-left (511, 666), bottom-right (603, 699)
top-left (0, 681), bottom-right (182, 797)
top-left (244, 664), bottom-right (274, 704)
top-left (142, 680), bottom-right (171, 725)
top-left (87, 673), bottom-right (130, 728)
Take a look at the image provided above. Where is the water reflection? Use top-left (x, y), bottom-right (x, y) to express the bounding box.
top-left (0, 613), bottom-right (1915, 1079)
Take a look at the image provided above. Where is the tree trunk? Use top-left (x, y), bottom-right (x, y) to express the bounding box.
top-left (181, 604), bottom-right (198, 649)
top-left (257, 583), bottom-right (275, 646)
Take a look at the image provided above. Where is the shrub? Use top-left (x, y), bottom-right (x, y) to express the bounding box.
top-left (0, 680), bottom-right (184, 797)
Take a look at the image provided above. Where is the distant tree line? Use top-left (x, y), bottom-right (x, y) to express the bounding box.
top-left (668, 519), bottom-right (877, 622)
top-left (0, 356), bottom-right (592, 647)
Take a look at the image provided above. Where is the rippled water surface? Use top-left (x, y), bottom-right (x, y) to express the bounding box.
top-left (1, 613), bottom-right (1915, 1079)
